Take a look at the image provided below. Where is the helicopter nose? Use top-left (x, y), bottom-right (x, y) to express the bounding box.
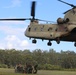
top-left (24, 28), bottom-right (28, 37)
top-left (24, 30), bottom-right (27, 36)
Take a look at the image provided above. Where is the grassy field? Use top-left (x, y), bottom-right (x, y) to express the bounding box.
top-left (0, 68), bottom-right (76, 75)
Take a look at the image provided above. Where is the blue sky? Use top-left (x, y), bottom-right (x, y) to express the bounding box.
top-left (0, 0), bottom-right (76, 52)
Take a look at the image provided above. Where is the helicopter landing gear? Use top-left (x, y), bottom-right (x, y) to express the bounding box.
top-left (32, 39), bottom-right (37, 44)
top-left (47, 40), bottom-right (52, 46)
top-left (74, 42), bottom-right (76, 47)
top-left (56, 37), bottom-right (60, 44)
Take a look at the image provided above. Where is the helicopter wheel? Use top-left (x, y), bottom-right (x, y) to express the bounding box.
top-left (57, 41), bottom-right (60, 44)
top-left (47, 41), bottom-right (52, 46)
top-left (32, 39), bottom-right (37, 44)
top-left (74, 42), bottom-right (76, 47)
top-left (56, 37), bottom-right (60, 44)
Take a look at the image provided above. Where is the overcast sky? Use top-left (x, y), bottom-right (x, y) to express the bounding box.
top-left (0, 0), bottom-right (76, 52)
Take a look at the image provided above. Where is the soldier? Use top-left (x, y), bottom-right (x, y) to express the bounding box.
top-left (16, 64), bottom-right (23, 73)
top-left (34, 64), bottom-right (38, 74)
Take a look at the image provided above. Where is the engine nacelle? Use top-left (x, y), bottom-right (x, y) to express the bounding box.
top-left (57, 17), bottom-right (64, 24)
top-left (57, 17), bottom-right (69, 24)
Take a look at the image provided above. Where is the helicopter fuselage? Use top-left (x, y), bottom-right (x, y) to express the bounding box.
top-left (25, 21), bottom-right (76, 45)
top-left (25, 23), bottom-right (67, 39)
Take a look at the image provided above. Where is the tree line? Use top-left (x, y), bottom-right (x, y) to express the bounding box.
top-left (0, 48), bottom-right (76, 70)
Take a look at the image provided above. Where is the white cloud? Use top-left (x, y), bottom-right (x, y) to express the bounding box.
top-left (4, 0), bottom-right (21, 8)
top-left (0, 21), bottom-right (27, 35)
top-left (20, 40), bottom-right (29, 47)
top-left (0, 43), bottom-right (5, 49)
top-left (0, 20), bottom-right (26, 25)
top-left (0, 25), bottom-right (25, 35)
top-left (1, 35), bottom-right (27, 49)
top-left (5, 35), bottom-right (20, 42)
top-left (5, 35), bottom-right (20, 49)
top-left (12, 0), bottom-right (21, 7)
top-left (0, 34), bottom-right (37, 50)
top-left (0, 20), bottom-right (37, 50)
top-left (7, 42), bottom-right (14, 49)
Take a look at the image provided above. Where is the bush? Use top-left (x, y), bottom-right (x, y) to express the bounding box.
top-left (38, 64), bottom-right (62, 70)
top-left (0, 64), bottom-right (8, 68)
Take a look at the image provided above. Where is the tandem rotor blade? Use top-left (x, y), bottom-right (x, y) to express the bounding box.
top-left (36, 19), bottom-right (55, 23)
top-left (0, 18), bottom-right (26, 21)
top-left (58, 0), bottom-right (76, 14)
top-left (31, 1), bottom-right (36, 19)
top-left (0, 18), bottom-right (32, 21)
top-left (58, 0), bottom-right (76, 8)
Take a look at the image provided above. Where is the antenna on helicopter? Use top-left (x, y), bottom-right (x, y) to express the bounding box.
top-left (58, 0), bottom-right (76, 14)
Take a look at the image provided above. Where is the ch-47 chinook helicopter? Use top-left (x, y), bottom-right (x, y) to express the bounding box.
top-left (25, 0), bottom-right (76, 47)
top-left (0, 0), bottom-right (76, 47)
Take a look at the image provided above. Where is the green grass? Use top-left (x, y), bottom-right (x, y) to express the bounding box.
top-left (0, 68), bottom-right (76, 75)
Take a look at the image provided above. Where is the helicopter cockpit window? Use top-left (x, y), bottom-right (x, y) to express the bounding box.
top-left (28, 27), bottom-right (31, 32)
top-left (55, 28), bottom-right (58, 31)
top-left (48, 27), bottom-right (52, 31)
